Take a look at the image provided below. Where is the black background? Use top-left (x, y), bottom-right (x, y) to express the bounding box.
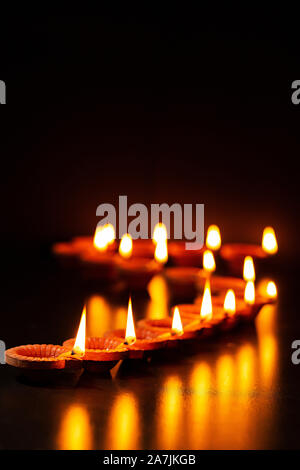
top-left (0, 10), bottom-right (299, 257)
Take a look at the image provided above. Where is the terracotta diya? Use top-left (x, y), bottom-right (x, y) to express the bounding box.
top-left (220, 226), bottom-right (278, 277)
top-left (5, 344), bottom-right (83, 384)
top-left (79, 251), bottom-right (117, 282)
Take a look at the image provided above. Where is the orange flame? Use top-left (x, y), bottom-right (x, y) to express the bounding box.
top-left (243, 256), bottom-right (255, 281)
top-left (262, 227), bottom-right (278, 254)
top-left (200, 280), bottom-right (213, 320)
top-left (125, 297), bottom-right (136, 345)
top-left (93, 223), bottom-right (115, 251)
top-left (266, 281), bottom-right (277, 299)
top-left (203, 250), bottom-right (216, 273)
top-left (206, 225), bottom-right (221, 250)
top-left (224, 289), bottom-right (236, 316)
top-left (73, 306), bottom-right (86, 355)
top-left (172, 307), bottom-right (184, 335)
top-left (244, 281), bottom-right (255, 305)
top-left (119, 233), bottom-right (133, 259)
top-left (155, 239), bottom-right (168, 264)
top-left (153, 223), bottom-right (168, 244)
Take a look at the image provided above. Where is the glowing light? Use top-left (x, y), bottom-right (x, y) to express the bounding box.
top-left (172, 307), bottom-right (184, 335)
top-left (93, 223), bottom-right (115, 251)
top-left (243, 256), bottom-right (255, 281)
top-left (58, 405), bottom-right (92, 450)
top-left (119, 233), bottom-right (133, 259)
top-left (107, 393), bottom-right (140, 450)
top-left (152, 223), bottom-right (168, 244)
top-left (154, 239), bottom-right (168, 264)
top-left (262, 226), bottom-right (278, 254)
top-left (224, 289), bottom-right (236, 316)
top-left (203, 249), bottom-right (216, 273)
top-left (206, 224), bottom-right (221, 250)
top-left (125, 297), bottom-right (136, 345)
top-left (244, 281), bottom-right (255, 305)
top-left (200, 280), bottom-right (213, 320)
top-left (266, 281), bottom-right (277, 299)
top-left (73, 306), bottom-right (86, 355)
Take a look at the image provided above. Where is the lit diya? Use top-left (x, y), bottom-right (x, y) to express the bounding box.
top-left (220, 226), bottom-right (278, 277)
top-left (115, 234), bottom-right (162, 290)
top-left (104, 297), bottom-right (170, 358)
top-left (63, 307), bottom-right (128, 373)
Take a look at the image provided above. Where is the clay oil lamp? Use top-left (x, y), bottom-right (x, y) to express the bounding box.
top-left (220, 226), bottom-right (278, 277)
top-left (115, 233), bottom-right (162, 290)
top-left (105, 298), bottom-right (169, 359)
top-left (4, 311), bottom-right (87, 384)
top-left (138, 306), bottom-right (198, 351)
top-left (63, 306), bottom-right (128, 374)
top-left (79, 224), bottom-right (118, 282)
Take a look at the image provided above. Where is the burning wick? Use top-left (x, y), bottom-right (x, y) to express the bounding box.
top-left (200, 279), bottom-right (213, 321)
top-left (243, 256), bottom-right (255, 281)
top-left (224, 289), bottom-right (236, 317)
top-left (171, 307), bottom-right (184, 336)
top-left (244, 281), bottom-right (255, 305)
top-left (124, 297), bottom-right (136, 346)
top-left (119, 233), bottom-right (133, 259)
top-left (203, 249), bottom-right (216, 273)
top-left (93, 223), bottom-right (116, 252)
top-left (262, 226), bottom-right (278, 255)
top-left (72, 306), bottom-right (86, 356)
top-left (153, 223), bottom-right (168, 245)
top-left (206, 224), bottom-right (221, 251)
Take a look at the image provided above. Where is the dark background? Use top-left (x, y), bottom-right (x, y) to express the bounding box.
top-left (0, 11), bottom-right (299, 256)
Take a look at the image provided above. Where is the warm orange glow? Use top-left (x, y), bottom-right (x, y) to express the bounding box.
top-left (119, 233), bottom-right (133, 259)
top-left (93, 223), bottom-right (115, 251)
top-left (203, 249), bottom-right (216, 273)
top-left (172, 307), bottom-right (184, 335)
top-left (73, 306), bottom-right (86, 355)
top-left (262, 226), bottom-right (278, 254)
top-left (200, 280), bottom-right (213, 320)
top-left (244, 281), bottom-right (255, 305)
top-left (152, 222), bottom-right (168, 244)
top-left (206, 224), bottom-right (221, 250)
top-left (266, 281), bottom-right (277, 299)
top-left (243, 256), bottom-right (255, 281)
top-left (125, 297), bottom-right (136, 344)
top-left (224, 289), bottom-right (236, 316)
top-left (147, 275), bottom-right (169, 319)
top-left (154, 239), bottom-right (168, 264)
top-left (107, 393), bottom-right (140, 449)
top-left (158, 376), bottom-right (183, 449)
top-left (58, 405), bottom-right (92, 450)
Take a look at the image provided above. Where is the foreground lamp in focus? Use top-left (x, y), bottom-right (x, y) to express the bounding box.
top-left (124, 297), bottom-right (136, 345)
top-left (203, 249), bottom-right (216, 273)
top-left (206, 225), bottom-right (221, 251)
top-left (224, 289), bottom-right (236, 316)
top-left (243, 256), bottom-right (255, 281)
top-left (200, 280), bottom-right (213, 321)
top-left (119, 233), bottom-right (133, 259)
top-left (72, 306), bottom-right (86, 355)
top-left (262, 226), bottom-right (278, 255)
top-left (171, 306), bottom-right (184, 336)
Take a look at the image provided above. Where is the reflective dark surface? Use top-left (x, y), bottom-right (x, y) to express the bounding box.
top-left (0, 251), bottom-right (298, 450)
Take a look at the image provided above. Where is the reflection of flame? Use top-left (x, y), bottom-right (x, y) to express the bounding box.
top-left (266, 281), bottom-right (277, 299)
top-left (237, 344), bottom-right (255, 394)
top-left (172, 307), bottom-right (183, 335)
top-left (244, 281), bottom-right (255, 305)
top-left (200, 280), bottom-right (213, 320)
top-left (203, 250), bottom-right (216, 272)
top-left (224, 289), bottom-right (236, 316)
top-left (107, 393), bottom-right (140, 449)
top-left (158, 376), bottom-right (182, 449)
top-left (154, 239), bottom-right (168, 264)
top-left (93, 223), bottom-right (115, 251)
top-left (188, 362), bottom-right (211, 448)
top-left (73, 306), bottom-right (86, 355)
top-left (243, 256), bottom-right (255, 281)
top-left (262, 226), bottom-right (278, 254)
top-left (153, 222), bottom-right (168, 244)
top-left (119, 233), bottom-right (133, 259)
top-left (256, 304), bottom-right (278, 389)
top-left (206, 224), bottom-right (221, 250)
top-left (58, 405), bottom-right (92, 450)
top-left (125, 297), bottom-right (136, 344)
top-left (147, 275), bottom-right (169, 319)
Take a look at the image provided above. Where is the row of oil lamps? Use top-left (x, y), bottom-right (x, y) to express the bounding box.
top-left (5, 229), bottom-right (278, 382)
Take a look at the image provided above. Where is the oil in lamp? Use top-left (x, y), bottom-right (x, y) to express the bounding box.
top-left (220, 226), bottom-right (278, 277)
